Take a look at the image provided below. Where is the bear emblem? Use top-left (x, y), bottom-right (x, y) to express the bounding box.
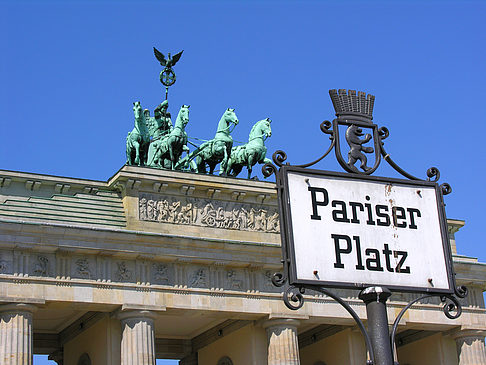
top-left (345, 125), bottom-right (374, 172)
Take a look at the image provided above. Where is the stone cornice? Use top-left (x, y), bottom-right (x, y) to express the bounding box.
top-left (108, 165), bottom-right (278, 205)
top-left (0, 169), bottom-right (107, 190)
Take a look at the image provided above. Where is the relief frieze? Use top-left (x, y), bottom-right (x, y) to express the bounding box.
top-left (139, 193), bottom-right (280, 233)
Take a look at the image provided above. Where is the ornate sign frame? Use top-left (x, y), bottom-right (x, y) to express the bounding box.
top-left (262, 89), bottom-right (467, 365)
top-left (279, 165), bottom-right (455, 294)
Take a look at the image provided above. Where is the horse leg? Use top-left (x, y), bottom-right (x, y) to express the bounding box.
top-left (133, 139), bottom-right (141, 165)
top-left (208, 162), bottom-right (216, 175)
top-left (225, 158), bottom-right (233, 176)
top-left (141, 141), bottom-right (149, 166)
top-left (126, 137), bottom-right (133, 165)
top-left (233, 165), bottom-right (243, 177)
top-left (247, 155), bottom-right (254, 179)
top-left (219, 149), bottom-right (229, 176)
top-left (169, 144), bottom-right (175, 170)
top-left (196, 155), bottom-right (206, 174)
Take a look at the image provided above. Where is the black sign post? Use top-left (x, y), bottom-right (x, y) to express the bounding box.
top-left (263, 89), bottom-right (467, 365)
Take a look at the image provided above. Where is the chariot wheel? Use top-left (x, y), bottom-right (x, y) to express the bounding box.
top-left (205, 215), bottom-right (216, 227)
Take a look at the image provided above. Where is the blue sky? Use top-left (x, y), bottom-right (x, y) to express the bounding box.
top-left (1, 1), bottom-right (485, 364)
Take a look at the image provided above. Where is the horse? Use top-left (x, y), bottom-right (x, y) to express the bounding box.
top-left (179, 108), bottom-right (239, 175)
top-left (126, 101), bottom-right (150, 166)
top-left (225, 118), bottom-right (272, 179)
top-left (148, 105), bottom-right (190, 170)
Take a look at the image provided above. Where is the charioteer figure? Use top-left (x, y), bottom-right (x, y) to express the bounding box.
top-left (152, 100), bottom-right (173, 138)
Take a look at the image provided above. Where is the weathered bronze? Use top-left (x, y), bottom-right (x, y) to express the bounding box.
top-left (125, 48), bottom-right (273, 179)
top-left (154, 47), bottom-right (183, 99)
top-left (126, 101), bottom-right (150, 166)
top-left (178, 108), bottom-right (239, 175)
top-left (225, 118), bottom-right (272, 179)
top-left (148, 104), bottom-right (190, 170)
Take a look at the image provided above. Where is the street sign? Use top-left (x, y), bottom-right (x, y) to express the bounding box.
top-left (264, 89), bottom-right (465, 364)
top-left (280, 165), bottom-right (454, 294)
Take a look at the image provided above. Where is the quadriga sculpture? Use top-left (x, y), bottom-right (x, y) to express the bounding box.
top-left (148, 105), bottom-right (190, 170)
top-left (225, 118), bottom-right (272, 179)
top-left (126, 101), bottom-right (150, 166)
top-left (178, 108), bottom-right (239, 175)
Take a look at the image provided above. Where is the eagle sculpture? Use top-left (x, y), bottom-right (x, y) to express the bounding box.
top-left (153, 47), bottom-right (184, 68)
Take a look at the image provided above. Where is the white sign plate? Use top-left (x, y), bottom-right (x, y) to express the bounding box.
top-left (282, 167), bottom-right (453, 293)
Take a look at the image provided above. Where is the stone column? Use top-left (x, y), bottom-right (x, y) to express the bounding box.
top-left (263, 318), bottom-right (300, 365)
top-left (118, 310), bottom-right (157, 365)
top-left (0, 303), bottom-right (37, 365)
top-left (453, 330), bottom-right (486, 364)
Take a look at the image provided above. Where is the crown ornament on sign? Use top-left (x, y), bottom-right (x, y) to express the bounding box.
top-left (329, 89), bottom-right (375, 122)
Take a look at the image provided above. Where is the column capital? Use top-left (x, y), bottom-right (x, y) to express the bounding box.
top-left (451, 329), bottom-right (486, 340)
top-left (116, 309), bottom-right (158, 322)
top-left (0, 303), bottom-right (38, 314)
top-left (262, 318), bottom-right (300, 330)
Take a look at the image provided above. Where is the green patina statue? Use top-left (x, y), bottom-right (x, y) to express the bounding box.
top-left (125, 48), bottom-right (273, 179)
top-left (225, 118), bottom-right (272, 179)
top-left (148, 104), bottom-right (190, 170)
top-left (147, 100), bottom-right (174, 167)
top-left (126, 101), bottom-right (150, 166)
top-left (177, 108), bottom-right (239, 175)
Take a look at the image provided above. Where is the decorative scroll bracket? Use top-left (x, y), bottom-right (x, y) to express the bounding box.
top-left (263, 88), bottom-right (467, 365)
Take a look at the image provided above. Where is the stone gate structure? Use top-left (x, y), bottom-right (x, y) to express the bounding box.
top-left (0, 165), bottom-right (485, 364)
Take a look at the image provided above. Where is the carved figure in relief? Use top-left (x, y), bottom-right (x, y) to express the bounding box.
top-left (247, 208), bottom-right (256, 230)
top-left (345, 124), bottom-right (374, 172)
top-left (157, 200), bottom-right (169, 222)
top-left (190, 269), bottom-right (206, 287)
top-left (116, 262), bottom-right (132, 281)
top-left (255, 209), bottom-right (267, 231)
top-left (267, 212), bottom-right (280, 232)
top-left (201, 203), bottom-right (217, 227)
top-left (231, 208), bottom-right (241, 229)
top-left (138, 194), bottom-right (280, 233)
top-left (153, 263), bottom-right (169, 284)
top-left (168, 201), bottom-right (180, 222)
top-left (147, 199), bottom-right (157, 220)
top-left (75, 259), bottom-right (91, 279)
top-left (217, 207), bottom-right (227, 228)
top-left (239, 207), bottom-right (249, 229)
top-left (227, 270), bottom-right (243, 289)
top-left (139, 197), bottom-right (147, 220)
top-left (33, 256), bottom-right (48, 276)
top-left (177, 203), bottom-right (193, 224)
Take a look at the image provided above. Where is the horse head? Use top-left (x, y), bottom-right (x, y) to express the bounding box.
top-left (176, 104), bottom-right (190, 127)
top-left (249, 118), bottom-right (272, 141)
top-left (217, 108), bottom-right (239, 134)
top-left (133, 101), bottom-right (143, 120)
